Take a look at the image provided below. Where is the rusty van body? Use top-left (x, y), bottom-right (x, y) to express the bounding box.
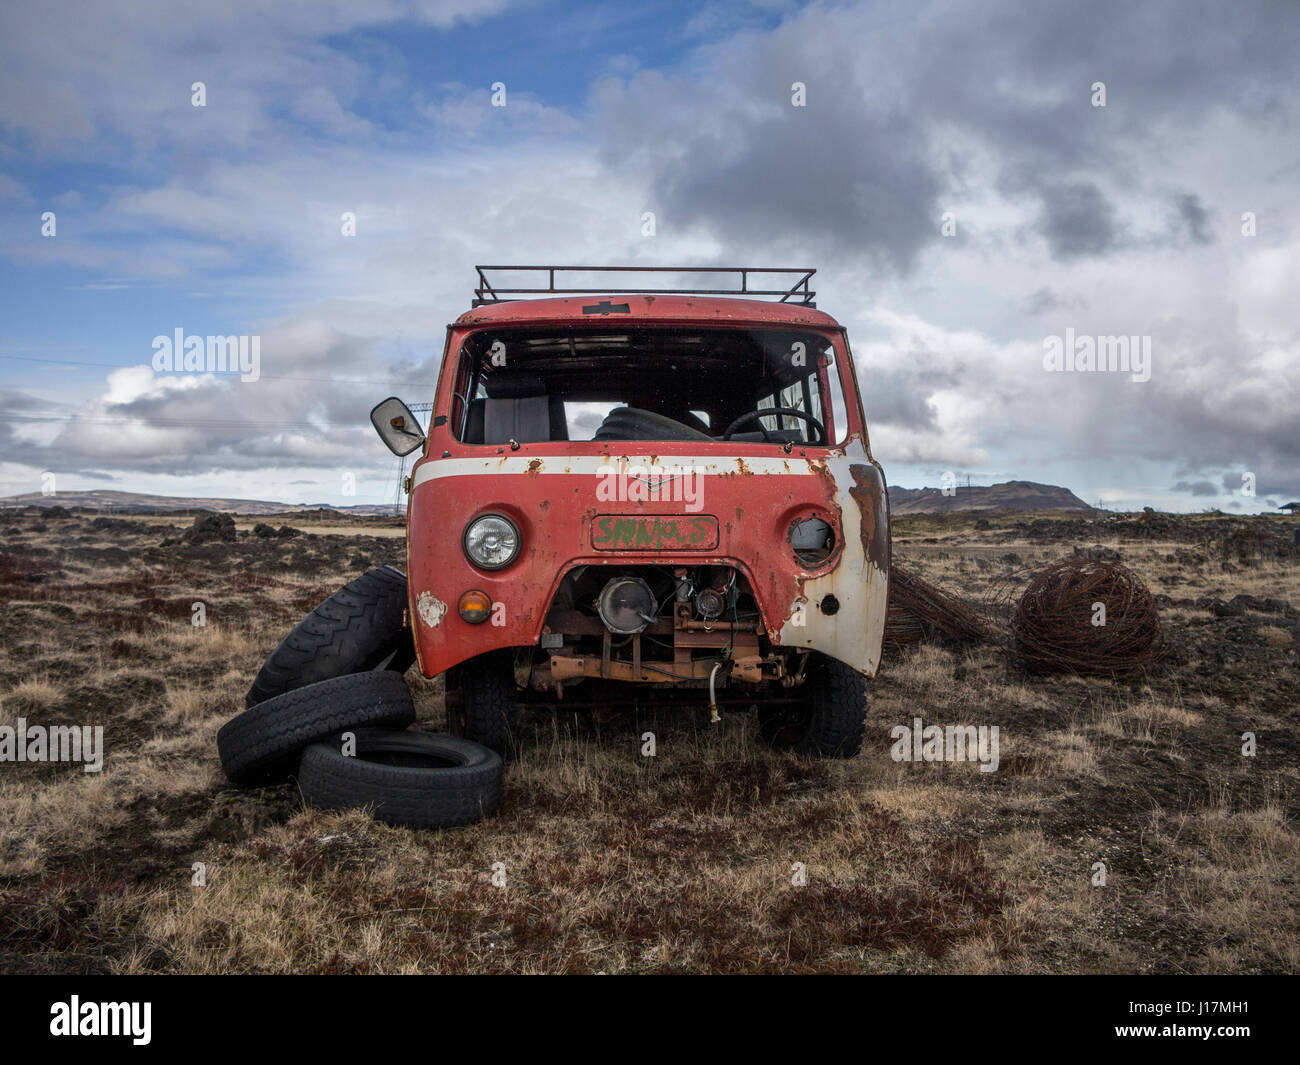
top-left (371, 267), bottom-right (890, 758)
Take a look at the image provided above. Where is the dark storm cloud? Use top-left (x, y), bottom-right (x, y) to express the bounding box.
top-left (592, 0), bottom-right (1300, 272)
top-left (0, 388), bottom-right (66, 458)
top-left (2, 327), bottom-right (441, 478)
top-left (658, 103), bottom-right (942, 275)
top-left (1037, 182), bottom-right (1119, 259)
top-left (860, 355), bottom-right (963, 431)
top-left (1173, 479), bottom-right (1217, 497)
top-left (1175, 193), bottom-right (1212, 245)
top-left (1023, 287), bottom-right (1087, 316)
top-left (1121, 383), bottom-right (1300, 500)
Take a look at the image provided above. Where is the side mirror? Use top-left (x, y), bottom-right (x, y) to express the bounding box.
top-left (370, 396), bottom-right (426, 457)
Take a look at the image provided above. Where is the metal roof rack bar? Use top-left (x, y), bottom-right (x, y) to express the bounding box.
top-left (471, 266), bottom-right (816, 307)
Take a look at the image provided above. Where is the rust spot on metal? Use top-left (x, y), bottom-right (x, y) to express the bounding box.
top-left (808, 458), bottom-right (836, 498)
top-left (736, 458), bottom-right (752, 476)
top-left (526, 458), bottom-right (544, 476)
top-left (848, 463), bottom-right (889, 571)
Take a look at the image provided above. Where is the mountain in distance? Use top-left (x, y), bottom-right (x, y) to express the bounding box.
top-left (2, 480), bottom-right (1093, 517)
top-left (0, 489), bottom-right (402, 517)
top-left (888, 480), bottom-right (1094, 514)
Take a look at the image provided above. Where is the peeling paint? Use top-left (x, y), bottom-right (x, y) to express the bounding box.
top-left (848, 463), bottom-right (890, 571)
top-left (407, 447), bottom-right (890, 678)
top-left (771, 446), bottom-right (889, 675)
top-left (416, 591), bottom-right (448, 629)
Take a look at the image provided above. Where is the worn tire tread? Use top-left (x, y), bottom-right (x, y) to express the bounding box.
top-left (794, 654), bottom-right (867, 757)
top-left (218, 672), bottom-right (415, 785)
top-left (298, 729), bottom-right (501, 829)
top-left (246, 566), bottom-right (412, 708)
top-left (457, 650), bottom-right (521, 758)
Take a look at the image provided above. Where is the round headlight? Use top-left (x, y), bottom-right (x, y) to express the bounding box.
top-left (463, 514), bottom-right (520, 570)
top-left (597, 576), bottom-right (657, 635)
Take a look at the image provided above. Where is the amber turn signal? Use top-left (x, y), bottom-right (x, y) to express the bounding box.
top-left (458, 589), bottom-right (493, 624)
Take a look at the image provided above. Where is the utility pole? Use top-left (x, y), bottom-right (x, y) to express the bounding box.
top-left (392, 403), bottom-right (433, 514)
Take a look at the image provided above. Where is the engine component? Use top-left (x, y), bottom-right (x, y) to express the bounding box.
top-left (694, 586), bottom-right (726, 620)
top-left (597, 576), bottom-right (657, 635)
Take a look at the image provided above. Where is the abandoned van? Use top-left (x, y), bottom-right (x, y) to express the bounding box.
top-left (372, 267), bottom-right (890, 758)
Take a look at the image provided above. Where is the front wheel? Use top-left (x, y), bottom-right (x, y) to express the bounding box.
top-left (447, 650), bottom-right (522, 759)
top-left (758, 652), bottom-right (867, 757)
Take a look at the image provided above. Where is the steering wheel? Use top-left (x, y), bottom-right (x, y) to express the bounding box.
top-left (722, 407), bottom-right (826, 445)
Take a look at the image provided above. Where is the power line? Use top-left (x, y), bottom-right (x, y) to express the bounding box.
top-left (0, 411), bottom-right (366, 432)
top-left (0, 353), bottom-right (435, 388)
top-left (390, 403), bottom-right (432, 512)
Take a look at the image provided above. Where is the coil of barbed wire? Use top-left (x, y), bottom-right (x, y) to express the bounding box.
top-left (1001, 558), bottom-right (1160, 675)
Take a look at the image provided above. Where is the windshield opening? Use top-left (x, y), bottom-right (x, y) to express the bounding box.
top-left (453, 326), bottom-right (841, 446)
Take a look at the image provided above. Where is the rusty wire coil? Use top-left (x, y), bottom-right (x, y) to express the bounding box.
top-left (1005, 558), bottom-right (1159, 675)
top-left (885, 564), bottom-right (992, 647)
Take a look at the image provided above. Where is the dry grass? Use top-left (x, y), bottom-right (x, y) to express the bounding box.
top-left (1, 508), bottom-right (1297, 972)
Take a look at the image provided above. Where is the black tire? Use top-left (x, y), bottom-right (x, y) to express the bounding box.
top-left (593, 406), bottom-right (713, 442)
top-left (218, 672), bottom-right (416, 786)
top-left (246, 566), bottom-right (414, 709)
top-left (298, 729), bottom-right (501, 829)
top-left (450, 649), bottom-right (522, 759)
top-left (758, 652), bottom-right (867, 758)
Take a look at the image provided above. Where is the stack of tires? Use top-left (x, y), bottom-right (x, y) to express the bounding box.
top-left (217, 567), bottom-right (502, 829)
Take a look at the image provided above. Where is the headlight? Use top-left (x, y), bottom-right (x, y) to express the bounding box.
top-left (597, 576), bottom-right (657, 635)
top-left (463, 514), bottom-right (520, 570)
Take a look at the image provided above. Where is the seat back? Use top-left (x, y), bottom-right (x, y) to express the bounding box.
top-left (483, 395), bottom-right (555, 444)
top-left (467, 375), bottom-right (567, 444)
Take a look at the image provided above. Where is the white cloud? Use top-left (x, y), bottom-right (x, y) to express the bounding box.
top-left (1, 0), bottom-right (1297, 509)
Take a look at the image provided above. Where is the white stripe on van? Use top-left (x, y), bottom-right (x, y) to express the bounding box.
top-left (410, 453), bottom-right (826, 489)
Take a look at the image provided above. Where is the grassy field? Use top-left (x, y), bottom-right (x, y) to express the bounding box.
top-left (1, 507), bottom-right (1296, 973)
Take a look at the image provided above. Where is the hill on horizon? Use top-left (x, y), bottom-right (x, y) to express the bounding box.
top-left (888, 479), bottom-right (1094, 514)
top-left (1, 480), bottom-right (1093, 518)
top-left (0, 489), bottom-right (402, 517)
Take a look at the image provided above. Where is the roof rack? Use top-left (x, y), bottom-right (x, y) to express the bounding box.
top-left (472, 265), bottom-right (816, 308)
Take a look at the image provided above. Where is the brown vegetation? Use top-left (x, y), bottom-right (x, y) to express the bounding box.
top-left (0, 507), bottom-right (1296, 973)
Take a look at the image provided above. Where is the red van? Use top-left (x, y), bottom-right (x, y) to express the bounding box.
top-left (372, 267), bottom-right (890, 758)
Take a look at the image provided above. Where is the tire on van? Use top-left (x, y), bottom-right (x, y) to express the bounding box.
top-left (757, 652), bottom-right (867, 758)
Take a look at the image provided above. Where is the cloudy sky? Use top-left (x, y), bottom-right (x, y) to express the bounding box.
top-left (1, 0), bottom-right (1296, 512)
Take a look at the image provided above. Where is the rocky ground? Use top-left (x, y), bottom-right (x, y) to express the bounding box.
top-left (0, 506), bottom-right (1296, 973)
